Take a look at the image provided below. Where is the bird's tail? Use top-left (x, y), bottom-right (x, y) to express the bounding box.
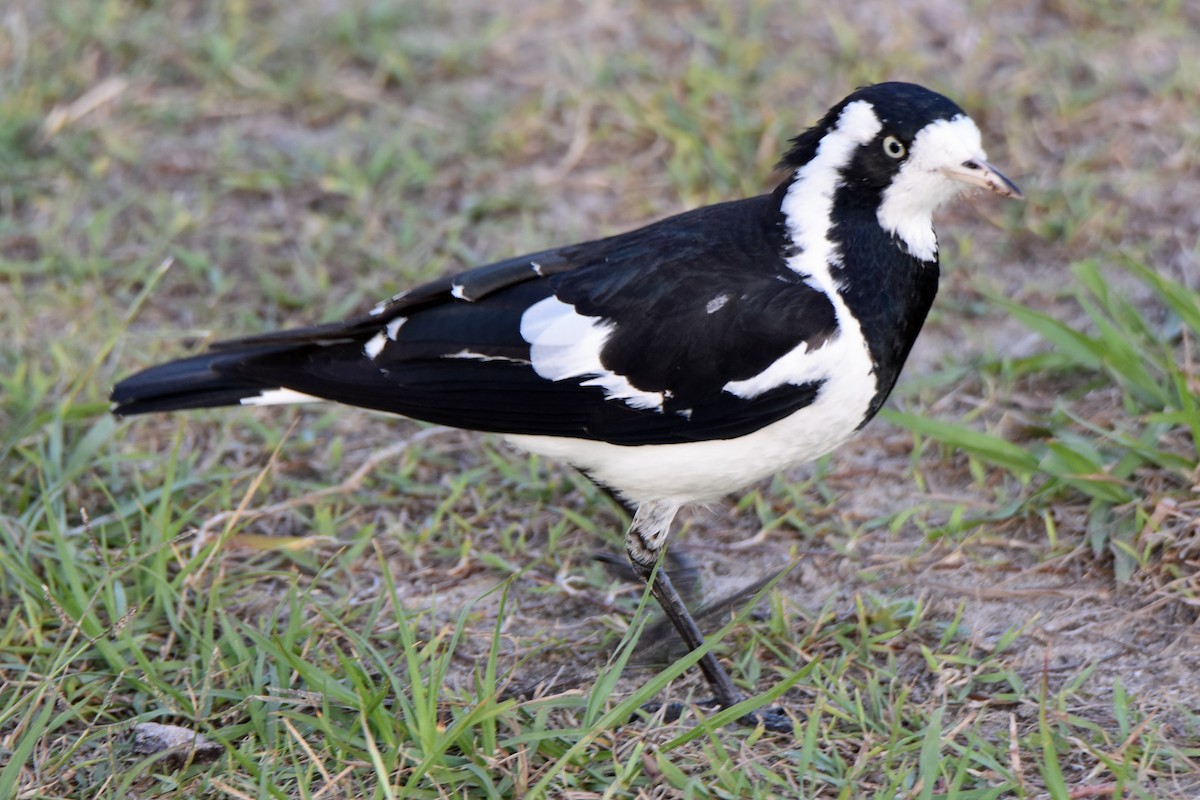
top-left (110, 344), bottom-right (308, 416)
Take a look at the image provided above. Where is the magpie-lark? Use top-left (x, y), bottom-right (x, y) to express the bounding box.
top-left (112, 82), bottom-right (1021, 731)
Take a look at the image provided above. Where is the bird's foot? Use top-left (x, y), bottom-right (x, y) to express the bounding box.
top-left (637, 698), bottom-right (794, 733)
top-left (733, 704), bottom-right (794, 733)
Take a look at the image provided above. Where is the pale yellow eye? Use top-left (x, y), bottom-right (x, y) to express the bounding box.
top-left (882, 135), bottom-right (906, 159)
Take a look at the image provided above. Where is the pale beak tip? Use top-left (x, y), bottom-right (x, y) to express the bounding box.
top-left (959, 159), bottom-right (1023, 200)
top-left (991, 170), bottom-right (1024, 201)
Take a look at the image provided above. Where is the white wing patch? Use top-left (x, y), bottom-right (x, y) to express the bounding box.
top-left (725, 339), bottom-right (819, 398)
top-left (520, 296), bottom-right (665, 411)
top-left (369, 289), bottom-right (409, 316)
top-left (386, 316), bottom-right (407, 339)
top-left (705, 294), bottom-right (730, 314)
top-left (241, 388), bottom-right (324, 406)
top-left (442, 349), bottom-right (531, 365)
top-left (364, 331), bottom-right (387, 359)
top-left (363, 316), bottom-right (408, 360)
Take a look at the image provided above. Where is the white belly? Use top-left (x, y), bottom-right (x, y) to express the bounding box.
top-left (506, 335), bottom-right (877, 505)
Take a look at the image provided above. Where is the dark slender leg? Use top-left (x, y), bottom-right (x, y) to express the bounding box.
top-left (629, 550), bottom-right (747, 709)
top-left (625, 501), bottom-right (792, 732)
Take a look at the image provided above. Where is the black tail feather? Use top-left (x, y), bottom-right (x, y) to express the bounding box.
top-left (110, 346), bottom-right (291, 416)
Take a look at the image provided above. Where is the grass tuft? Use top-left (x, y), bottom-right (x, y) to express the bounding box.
top-left (891, 256), bottom-right (1200, 586)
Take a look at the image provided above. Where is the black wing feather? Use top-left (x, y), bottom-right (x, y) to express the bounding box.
top-left (114, 187), bottom-right (839, 445)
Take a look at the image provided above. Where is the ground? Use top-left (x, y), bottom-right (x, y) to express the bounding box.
top-left (1, 1), bottom-right (1198, 798)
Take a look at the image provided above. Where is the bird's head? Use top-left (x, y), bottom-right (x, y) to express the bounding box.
top-left (779, 82), bottom-right (1021, 261)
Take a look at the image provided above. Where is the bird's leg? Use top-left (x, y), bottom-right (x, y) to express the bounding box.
top-left (625, 501), bottom-right (746, 711)
top-left (624, 501), bottom-right (793, 732)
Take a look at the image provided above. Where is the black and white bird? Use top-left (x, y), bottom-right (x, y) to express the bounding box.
top-left (112, 82), bottom-right (1021, 731)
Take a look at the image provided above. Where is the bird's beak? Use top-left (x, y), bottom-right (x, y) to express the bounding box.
top-left (942, 159), bottom-right (1023, 199)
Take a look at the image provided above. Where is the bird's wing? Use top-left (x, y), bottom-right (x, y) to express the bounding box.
top-left (138, 193), bottom-right (842, 445)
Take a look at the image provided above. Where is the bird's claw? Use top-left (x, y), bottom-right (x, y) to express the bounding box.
top-left (736, 704), bottom-right (794, 733)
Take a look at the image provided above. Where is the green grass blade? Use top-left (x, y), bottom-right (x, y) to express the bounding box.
top-left (884, 410), bottom-right (1040, 477)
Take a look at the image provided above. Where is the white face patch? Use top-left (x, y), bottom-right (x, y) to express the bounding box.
top-left (240, 388), bottom-right (323, 406)
top-left (520, 296), bottom-right (665, 411)
top-left (877, 114), bottom-right (986, 261)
